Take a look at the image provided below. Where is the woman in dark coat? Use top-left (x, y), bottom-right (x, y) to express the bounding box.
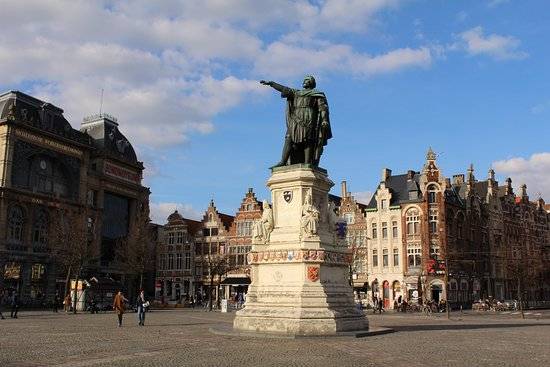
top-left (112, 291), bottom-right (127, 327)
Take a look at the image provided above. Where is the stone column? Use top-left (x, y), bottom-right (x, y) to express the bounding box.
top-left (233, 165), bottom-right (368, 335)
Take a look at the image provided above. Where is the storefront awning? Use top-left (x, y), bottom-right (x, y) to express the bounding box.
top-left (221, 277), bottom-right (251, 285)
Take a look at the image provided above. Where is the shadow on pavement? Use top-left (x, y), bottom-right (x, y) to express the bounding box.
top-left (390, 323), bottom-right (549, 332)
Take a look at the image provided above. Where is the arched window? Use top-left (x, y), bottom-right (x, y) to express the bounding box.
top-left (7, 205), bottom-right (24, 242)
top-left (406, 208), bottom-right (420, 235)
top-left (33, 209), bottom-right (49, 246)
top-left (427, 184), bottom-right (437, 204)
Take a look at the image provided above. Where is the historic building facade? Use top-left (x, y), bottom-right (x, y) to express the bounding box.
top-left (352, 148), bottom-right (550, 308)
top-left (0, 91), bottom-right (149, 305)
top-left (224, 188), bottom-right (262, 299)
top-left (193, 200), bottom-right (234, 301)
top-left (337, 182), bottom-right (368, 292)
top-left (155, 211), bottom-right (200, 303)
top-left (364, 170), bottom-right (405, 309)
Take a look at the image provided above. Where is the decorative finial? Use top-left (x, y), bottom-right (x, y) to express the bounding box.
top-left (426, 147), bottom-right (436, 161)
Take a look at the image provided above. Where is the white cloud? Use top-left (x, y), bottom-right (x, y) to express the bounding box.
top-left (0, 0), bottom-right (436, 181)
top-left (493, 153), bottom-right (550, 200)
top-left (255, 43), bottom-right (432, 78)
top-left (488, 0), bottom-right (510, 8)
top-left (352, 191), bottom-right (373, 205)
top-left (531, 100), bottom-right (550, 114)
top-left (149, 202), bottom-right (203, 224)
top-left (457, 26), bottom-right (528, 60)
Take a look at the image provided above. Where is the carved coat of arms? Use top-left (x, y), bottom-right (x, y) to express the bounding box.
top-left (307, 266), bottom-right (320, 282)
top-left (283, 190), bottom-right (292, 203)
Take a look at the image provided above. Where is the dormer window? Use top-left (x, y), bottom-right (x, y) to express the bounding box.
top-left (381, 199), bottom-right (388, 209)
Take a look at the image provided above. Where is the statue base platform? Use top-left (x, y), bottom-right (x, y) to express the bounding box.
top-left (233, 165), bottom-right (368, 336)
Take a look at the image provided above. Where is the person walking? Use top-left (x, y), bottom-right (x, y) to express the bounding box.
top-left (0, 289), bottom-right (6, 320)
top-left (53, 291), bottom-right (60, 313)
top-left (136, 290), bottom-right (147, 326)
top-left (112, 291), bottom-right (127, 327)
top-left (10, 291), bottom-right (19, 319)
top-left (377, 298), bottom-right (384, 314)
top-left (63, 294), bottom-right (71, 312)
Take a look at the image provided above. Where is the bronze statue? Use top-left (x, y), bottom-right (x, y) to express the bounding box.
top-left (260, 75), bottom-right (331, 167)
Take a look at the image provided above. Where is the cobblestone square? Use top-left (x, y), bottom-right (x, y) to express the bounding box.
top-left (1, 309), bottom-right (549, 367)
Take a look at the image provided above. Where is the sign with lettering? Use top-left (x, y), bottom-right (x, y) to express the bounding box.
top-left (14, 129), bottom-right (83, 157)
top-left (104, 161), bottom-right (141, 185)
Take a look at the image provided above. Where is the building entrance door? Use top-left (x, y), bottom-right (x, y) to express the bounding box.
top-left (431, 284), bottom-right (442, 303)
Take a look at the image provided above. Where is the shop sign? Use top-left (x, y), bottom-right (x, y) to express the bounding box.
top-left (4, 263), bottom-right (21, 279)
top-left (104, 161), bottom-right (141, 184)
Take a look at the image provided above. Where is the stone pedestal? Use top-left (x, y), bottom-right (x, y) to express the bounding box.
top-left (233, 165), bottom-right (368, 336)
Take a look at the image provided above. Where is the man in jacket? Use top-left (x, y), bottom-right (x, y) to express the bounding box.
top-left (136, 290), bottom-right (147, 326)
top-left (10, 291), bottom-right (19, 318)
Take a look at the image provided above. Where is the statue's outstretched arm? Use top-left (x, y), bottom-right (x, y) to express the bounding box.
top-left (260, 80), bottom-right (289, 94)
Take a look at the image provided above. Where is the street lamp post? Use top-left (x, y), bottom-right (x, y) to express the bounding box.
top-left (445, 258), bottom-right (450, 319)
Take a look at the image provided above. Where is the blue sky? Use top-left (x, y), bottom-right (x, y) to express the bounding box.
top-left (1, 0), bottom-right (549, 222)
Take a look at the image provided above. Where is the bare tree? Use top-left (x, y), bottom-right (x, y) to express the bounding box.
top-left (115, 208), bottom-right (155, 298)
top-left (49, 208), bottom-right (97, 313)
top-left (202, 253), bottom-right (232, 311)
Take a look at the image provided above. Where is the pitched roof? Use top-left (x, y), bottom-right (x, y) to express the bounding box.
top-left (366, 172), bottom-right (422, 209)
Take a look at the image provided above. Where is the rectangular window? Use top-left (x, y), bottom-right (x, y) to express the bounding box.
top-left (392, 221), bottom-right (398, 238)
top-left (381, 199), bottom-right (387, 209)
top-left (168, 232), bottom-right (175, 245)
top-left (160, 254), bottom-right (166, 270)
top-left (372, 223), bottom-right (378, 239)
top-left (185, 252), bottom-right (191, 270)
top-left (177, 231), bottom-right (184, 244)
top-left (382, 222), bottom-right (388, 239)
top-left (202, 228), bottom-right (209, 236)
top-left (211, 227), bottom-right (219, 236)
top-left (383, 249), bottom-right (389, 267)
top-left (407, 248), bottom-right (421, 267)
top-left (31, 263), bottom-right (45, 281)
top-left (393, 248), bottom-right (399, 266)
top-left (176, 253), bottom-right (183, 269)
top-left (86, 190), bottom-right (97, 207)
top-left (238, 221), bottom-right (253, 236)
top-left (168, 254), bottom-right (174, 270)
top-left (372, 249), bottom-right (378, 267)
top-left (429, 209), bottom-right (438, 233)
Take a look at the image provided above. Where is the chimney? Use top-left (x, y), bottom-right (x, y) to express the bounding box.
top-left (453, 174), bottom-right (465, 186)
top-left (520, 184), bottom-right (528, 199)
top-left (341, 181), bottom-right (348, 198)
top-left (505, 178), bottom-right (513, 195)
top-left (407, 170), bottom-right (415, 180)
top-left (488, 169), bottom-right (495, 181)
top-left (382, 168), bottom-right (392, 182)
